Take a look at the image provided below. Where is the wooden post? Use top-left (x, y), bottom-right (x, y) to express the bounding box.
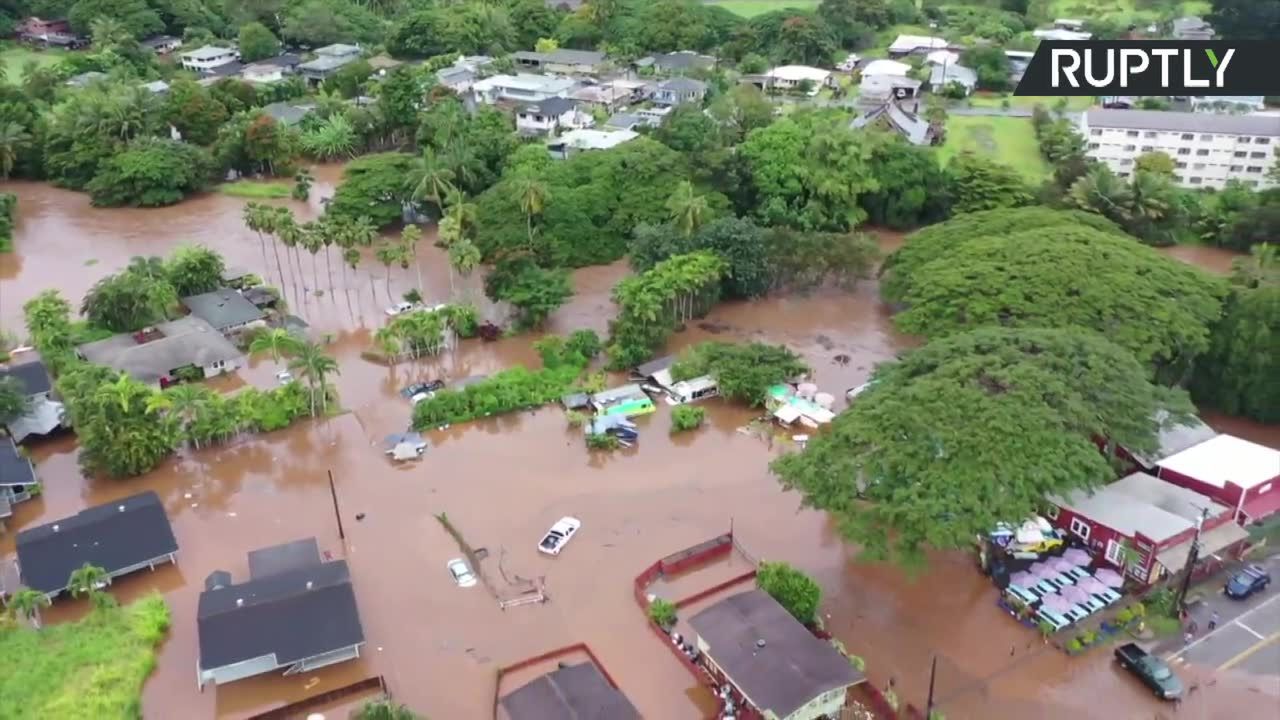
top-left (328, 470), bottom-right (345, 541)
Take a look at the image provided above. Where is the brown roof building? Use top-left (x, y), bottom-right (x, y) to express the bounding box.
top-left (689, 590), bottom-right (865, 720)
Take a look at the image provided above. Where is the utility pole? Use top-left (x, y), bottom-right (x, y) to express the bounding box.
top-left (328, 469), bottom-right (345, 541)
top-left (925, 655), bottom-right (938, 719)
top-left (1174, 506), bottom-right (1210, 613)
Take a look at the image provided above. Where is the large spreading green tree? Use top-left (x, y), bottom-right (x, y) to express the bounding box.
top-left (326, 152), bottom-right (417, 228)
top-left (890, 224), bottom-right (1226, 380)
top-left (85, 139), bottom-right (213, 208)
top-left (944, 152), bottom-right (1032, 215)
top-left (237, 21), bottom-right (281, 63)
top-left (772, 327), bottom-right (1196, 565)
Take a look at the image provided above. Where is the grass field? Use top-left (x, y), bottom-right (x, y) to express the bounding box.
top-left (704, 0), bottom-right (819, 17)
top-left (0, 43), bottom-right (69, 78)
top-left (967, 93), bottom-right (1095, 111)
top-left (1046, 0), bottom-right (1210, 24)
top-left (0, 595), bottom-right (170, 720)
top-left (218, 180), bottom-right (293, 199)
top-left (936, 115), bottom-right (1050, 181)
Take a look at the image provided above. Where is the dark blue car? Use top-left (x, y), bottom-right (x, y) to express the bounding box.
top-left (1224, 565), bottom-right (1271, 600)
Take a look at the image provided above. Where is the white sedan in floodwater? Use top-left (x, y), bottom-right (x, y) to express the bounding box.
top-left (537, 517), bottom-right (581, 556)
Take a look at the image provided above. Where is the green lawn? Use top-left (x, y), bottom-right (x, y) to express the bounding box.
top-left (0, 595), bottom-right (170, 719)
top-left (1047, 0), bottom-right (1210, 24)
top-left (218, 180), bottom-right (292, 199)
top-left (0, 43), bottom-right (69, 78)
top-left (967, 93), bottom-right (1095, 112)
top-left (937, 115), bottom-right (1050, 182)
top-left (703, 0), bottom-right (819, 17)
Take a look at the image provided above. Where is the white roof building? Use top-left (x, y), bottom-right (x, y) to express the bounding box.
top-left (549, 128), bottom-right (638, 152)
top-left (888, 35), bottom-right (950, 54)
top-left (860, 59), bottom-right (911, 78)
top-left (925, 50), bottom-right (960, 66)
top-left (1034, 28), bottom-right (1093, 41)
top-left (766, 65), bottom-right (831, 84)
top-left (1156, 435), bottom-right (1280, 491)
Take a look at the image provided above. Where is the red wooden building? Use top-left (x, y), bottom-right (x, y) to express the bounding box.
top-left (1155, 434), bottom-right (1280, 526)
top-left (1049, 472), bottom-right (1249, 585)
top-left (14, 17), bottom-right (70, 36)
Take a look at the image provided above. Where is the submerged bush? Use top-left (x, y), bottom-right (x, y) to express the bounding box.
top-left (670, 405), bottom-right (705, 433)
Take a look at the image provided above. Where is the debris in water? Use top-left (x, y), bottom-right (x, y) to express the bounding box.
top-left (833, 353), bottom-right (851, 365)
top-left (355, 512), bottom-right (366, 521)
top-left (303, 677), bottom-right (319, 690)
top-left (183, 492), bottom-right (192, 499)
top-left (815, 334), bottom-right (835, 351)
top-left (190, 503), bottom-right (198, 508)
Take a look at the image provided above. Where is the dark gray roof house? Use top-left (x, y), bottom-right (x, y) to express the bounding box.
top-left (513, 48), bottom-right (606, 73)
top-left (16, 490), bottom-right (178, 598)
top-left (255, 53), bottom-right (303, 70)
top-left (182, 288), bottom-right (267, 333)
top-left (0, 358), bottom-right (52, 397)
top-left (852, 101), bottom-right (938, 146)
top-left (605, 112), bottom-right (642, 131)
top-left (689, 590), bottom-right (865, 719)
top-left (197, 538), bottom-right (365, 687)
top-left (498, 662), bottom-right (640, 720)
top-left (77, 316), bottom-right (244, 386)
top-left (649, 51), bottom-right (716, 74)
top-left (524, 96), bottom-right (579, 118)
top-left (0, 357), bottom-right (64, 443)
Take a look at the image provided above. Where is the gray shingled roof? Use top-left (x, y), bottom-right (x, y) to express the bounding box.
top-left (182, 288), bottom-right (265, 331)
top-left (929, 63), bottom-right (977, 88)
top-left (522, 96), bottom-right (578, 117)
top-left (500, 662), bottom-right (640, 720)
top-left (659, 76), bottom-right (707, 94)
top-left (514, 49), bottom-right (605, 67)
top-left (1049, 471), bottom-right (1229, 541)
top-left (78, 317), bottom-right (243, 383)
top-left (1085, 109), bottom-right (1280, 137)
top-left (0, 437), bottom-right (36, 488)
top-left (0, 358), bottom-right (52, 397)
top-left (689, 590), bottom-right (864, 717)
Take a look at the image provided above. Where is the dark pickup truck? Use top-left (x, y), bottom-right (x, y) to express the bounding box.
top-left (1115, 643), bottom-right (1182, 700)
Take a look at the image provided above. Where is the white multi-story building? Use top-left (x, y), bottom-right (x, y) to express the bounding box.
top-left (180, 45), bottom-right (238, 71)
top-left (1081, 109), bottom-right (1280, 190)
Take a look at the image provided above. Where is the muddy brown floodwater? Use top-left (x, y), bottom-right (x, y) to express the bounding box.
top-left (1, 173), bottom-right (1277, 720)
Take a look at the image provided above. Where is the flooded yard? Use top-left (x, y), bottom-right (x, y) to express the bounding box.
top-left (0, 174), bottom-right (1276, 719)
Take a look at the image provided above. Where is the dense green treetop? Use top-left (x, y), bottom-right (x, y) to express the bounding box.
top-left (880, 207), bottom-right (1125, 303)
top-left (237, 21), bottom-right (282, 63)
top-left (771, 327), bottom-right (1195, 565)
top-left (325, 152), bottom-right (417, 228)
top-left (892, 225), bottom-right (1226, 377)
top-left (944, 152), bottom-right (1032, 215)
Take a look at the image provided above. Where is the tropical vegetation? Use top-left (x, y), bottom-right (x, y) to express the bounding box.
top-left (671, 341), bottom-right (808, 406)
top-left (0, 593), bottom-right (169, 720)
top-left (670, 405), bottom-right (706, 433)
top-left (756, 561), bottom-right (822, 625)
top-left (606, 251), bottom-right (726, 369)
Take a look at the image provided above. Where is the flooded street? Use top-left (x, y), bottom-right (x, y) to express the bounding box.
top-left (1, 176), bottom-right (1276, 719)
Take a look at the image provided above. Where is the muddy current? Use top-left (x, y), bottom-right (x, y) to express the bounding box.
top-left (1, 168), bottom-right (1276, 720)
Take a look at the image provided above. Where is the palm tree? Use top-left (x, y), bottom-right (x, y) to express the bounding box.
top-left (511, 174), bottom-right (548, 247)
top-left (351, 696), bottom-right (421, 720)
top-left (275, 209), bottom-right (306, 297)
top-left (8, 588), bottom-right (50, 629)
top-left (68, 563), bottom-right (109, 602)
top-left (95, 375), bottom-right (151, 415)
top-left (293, 167), bottom-right (314, 201)
top-left (242, 202), bottom-right (274, 281)
top-left (289, 341), bottom-right (340, 416)
top-left (375, 243), bottom-right (401, 304)
top-left (400, 225), bottom-right (425, 296)
top-left (301, 224), bottom-right (324, 294)
top-left (1231, 243), bottom-right (1277, 289)
top-left (317, 221), bottom-right (337, 296)
top-left (666, 181), bottom-right (708, 238)
top-left (441, 139), bottom-right (480, 193)
top-left (373, 326), bottom-right (402, 361)
top-left (448, 238), bottom-right (481, 303)
top-left (249, 328), bottom-right (303, 365)
top-left (343, 246), bottom-right (367, 302)
top-left (413, 149), bottom-right (456, 217)
top-left (147, 384), bottom-right (212, 448)
top-left (0, 121), bottom-right (32, 180)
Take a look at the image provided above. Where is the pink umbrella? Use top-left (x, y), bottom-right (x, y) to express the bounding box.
top-left (1060, 585), bottom-right (1091, 606)
top-left (1039, 592), bottom-right (1072, 614)
top-left (1076, 576), bottom-right (1108, 595)
top-left (1048, 557), bottom-right (1077, 575)
top-left (1009, 571), bottom-right (1036, 588)
top-left (1029, 562), bottom-right (1059, 581)
top-left (1095, 568), bottom-right (1125, 588)
top-left (1063, 548), bottom-right (1092, 566)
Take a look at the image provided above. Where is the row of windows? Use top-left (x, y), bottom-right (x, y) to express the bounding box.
top-left (1093, 128), bottom-right (1273, 145)
top-left (1088, 141), bottom-right (1272, 159)
top-left (1113, 171), bottom-right (1261, 187)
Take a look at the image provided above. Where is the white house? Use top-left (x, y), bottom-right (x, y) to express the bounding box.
top-left (472, 74), bottom-right (579, 104)
top-left (546, 129), bottom-right (638, 160)
top-left (241, 63), bottom-right (285, 84)
top-left (180, 45), bottom-right (238, 71)
top-left (765, 65), bottom-right (833, 94)
top-left (1081, 109), bottom-right (1280, 189)
top-left (860, 59), bottom-right (911, 79)
top-left (516, 96), bottom-right (593, 136)
top-left (652, 76), bottom-right (707, 105)
top-left (1033, 27), bottom-right (1092, 41)
top-left (887, 34), bottom-right (950, 57)
top-left (925, 49), bottom-right (960, 66)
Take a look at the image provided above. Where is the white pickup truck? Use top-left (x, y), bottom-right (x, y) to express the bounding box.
top-left (537, 516), bottom-right (581, 556)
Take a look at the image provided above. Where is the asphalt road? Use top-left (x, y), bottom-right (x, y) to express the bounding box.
top-left (1169, 591), bottom-right (1280, 675)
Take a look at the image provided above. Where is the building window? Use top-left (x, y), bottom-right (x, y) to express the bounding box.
top-left (1175, 161), bottom-right (1187, 169)
top-left (1143, 131), bottom-right (1157, 138)
top-left (1256, 137), bottom-right (1271, 144)
top-left (1193, 163), bottom-right (1206, 170)
top-left (1234, 151), bottom-right (1248, 158)
top-left (1090, 129), bottom-right (1102, 136)
top-left (1045, 505), bottom-right (1060, 520)
top-left (1125, 130), bottom-right (1139, 137)
top-left (1069, 518), bottom-right (1091, 540)
top-left (1251, 151), bottom-right (1267, 159)
top-left (1230, 165), bottom-right (1243, 172)
top-left (1123, 144), bottom-right (1136, 151)
top-left (1200, 134), bottom-right (1213, 141)
top-left (1117, 172), bottom-right (1130, 178)
top-left (1247, 166), bottom-right (1263, 173)
top-left (1190, 177), bottom-right (1203, 184)
top-left (1177, 148), bottom-right (1191, 155)
top-left (1245, 180), bottom-right (1259, 187)
top-left (1105, 540), bottom-right (1127, 566)
top-left (1195, 149), bottom-right (1210, 156)
top-left (1140, 145), bottom-right (1153, 152)
top-left (1088, 142), bottom-right (1100, 149)
top-left (1180, 133), bottom-right (1194, 141)
top-left (1120, 159), bottom-right (1133, 166)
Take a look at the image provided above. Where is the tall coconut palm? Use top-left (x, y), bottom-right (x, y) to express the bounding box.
top-left (68, 563), bottom-right (109, 602)
top-left (241, 202), bottom-right (273, 279)
top-left (274, 209), bottom-right (306, 297)
top-left (400, 225), bottom-right (425, 296)
top-left (666, 181), bottom-right (708, 238)
top-left (95, 375), bottom-right (151, 415)
top-left (9, 588), bottom-right (50, 629)
top-left (375, 243), bottom-right (401, 303)
top-left (413, 149), bottom-right (456, 218)
top-left (511, 174), bottom-right (548, 247)
top-left (147, 384), bottom-right (212, 448)
top-left (249, 327), bottom-right (303, 365)
top-left (0, 121), bottom-right (32, 180)
top-left (373, 326), bottom-right (402, 361)
top-left (441, 139), bottom-right (481, 193)
top-left (301, 223), bottom-right (324, 294)
top-left (448, 238), bottom-right (481, 303)
top-left (288, 341), bottom-right (340, 416)
top-left (318, 220), bottom-right (337, 296)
